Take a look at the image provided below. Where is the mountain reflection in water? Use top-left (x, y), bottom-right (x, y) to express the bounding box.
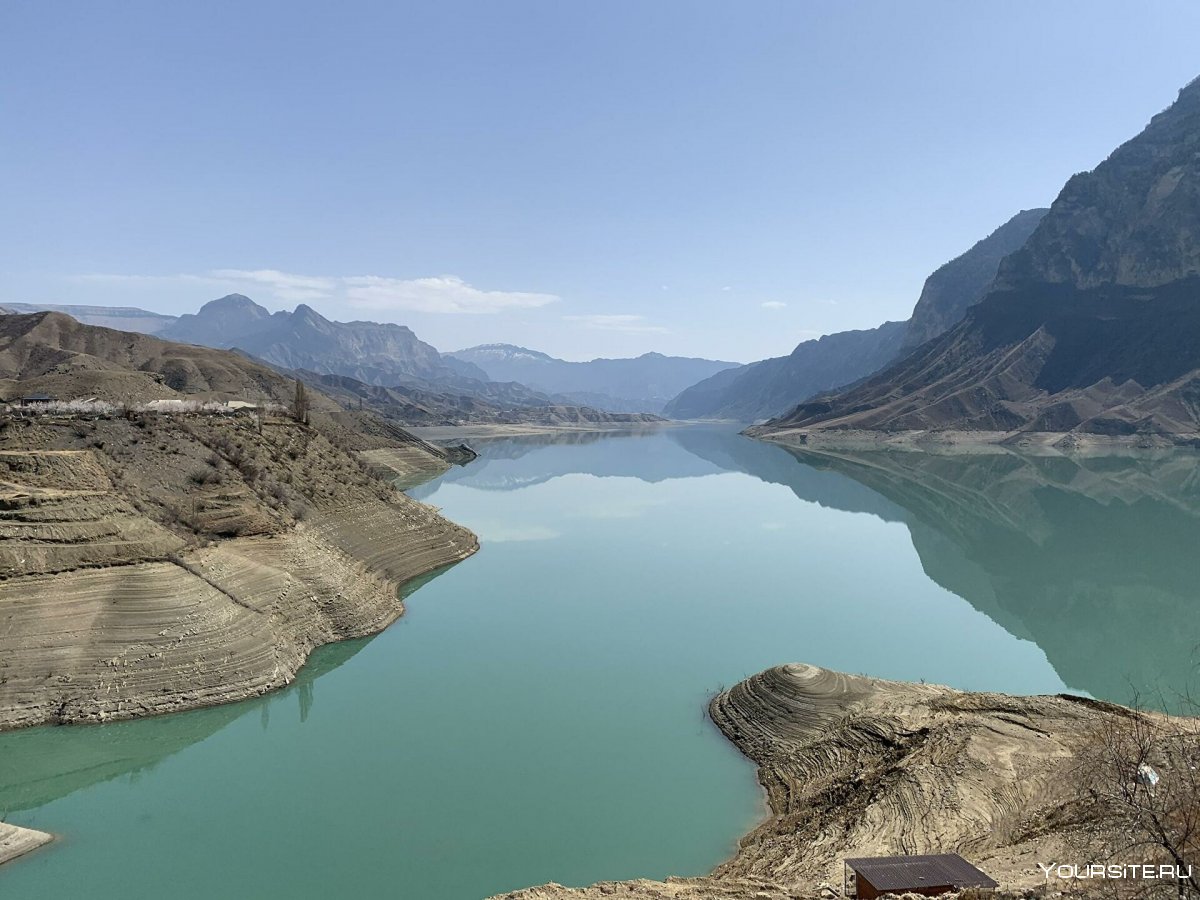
top-left (1, 426), bottom-right (1195, 900)
top-left (435, 426), bottom-right (1200, 708)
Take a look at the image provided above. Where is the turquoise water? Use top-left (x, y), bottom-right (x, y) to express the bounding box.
top-left (2, 427), bottom-right (1196, 898)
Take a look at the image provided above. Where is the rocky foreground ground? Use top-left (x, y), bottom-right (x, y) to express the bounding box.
top-left (493, 664), bottom-right (1137, 900)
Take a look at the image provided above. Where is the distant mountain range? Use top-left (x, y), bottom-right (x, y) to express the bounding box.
top-left (665, 207), bottom-right (1048, 422)
top-left (162, 294), bottom-right (487, 387)
top-left (0, 297), bottom-right (680, 425)
top-left (447, 344), bottom-right (738, 413)
top-left (0, 302), bottom-right (177, 335)
top-left (0, 296), bottom-right (734, 418)
top-left (0, 310), bottom-right (660, 429)
top-left (25, 67), bottom-right (1200, 448)
top-left (756, 74), bottom-right (1200, 442)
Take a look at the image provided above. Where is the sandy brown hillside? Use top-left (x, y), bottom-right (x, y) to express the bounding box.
top-left (0, 409), bottom-right (477, 731)
top-left (0, 310), bottom-right (304, 404)
top-left (0, 313), bottom-right (479, 731)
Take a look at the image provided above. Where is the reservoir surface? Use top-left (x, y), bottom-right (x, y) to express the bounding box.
top-left (2, 426), bottom-right (1196, 899)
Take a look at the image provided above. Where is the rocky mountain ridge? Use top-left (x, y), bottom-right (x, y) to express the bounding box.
top-left (163, 294), bottom-right (487, 386)
top-left (755, 76), bottom-right (1200, 442)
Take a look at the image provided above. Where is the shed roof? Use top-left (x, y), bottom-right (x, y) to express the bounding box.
top-left (845, 854), bottom-right (998, 892)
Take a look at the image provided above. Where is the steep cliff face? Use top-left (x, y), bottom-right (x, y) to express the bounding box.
top-left (902, 207), bottom-right (1048, 351)
top-left (758, 77), bottom-right (1200, 440)
top-left (666, 209), bottom-right (1044, 423)
top-left (997, 76), bottom-right (1200, 291)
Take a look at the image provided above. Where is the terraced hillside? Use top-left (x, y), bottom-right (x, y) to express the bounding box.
top-left (0, 396), bottom-right (476, 731)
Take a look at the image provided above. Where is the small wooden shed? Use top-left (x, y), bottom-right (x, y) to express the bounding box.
top-left (844, 853), bottom-right (998, 899)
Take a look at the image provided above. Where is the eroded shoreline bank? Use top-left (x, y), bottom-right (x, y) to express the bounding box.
top-left (0, 439), bottom-right (478, 733)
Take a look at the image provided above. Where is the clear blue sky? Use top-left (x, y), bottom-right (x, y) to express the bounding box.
top-left (4, 2), bottom-right (1199, 362)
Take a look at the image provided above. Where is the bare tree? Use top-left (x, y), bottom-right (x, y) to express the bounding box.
top-left (1071, 696), bottom-right (1200, 900)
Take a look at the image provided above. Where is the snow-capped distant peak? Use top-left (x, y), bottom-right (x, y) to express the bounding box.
top-left (450, 344), bottom-right (556, 363)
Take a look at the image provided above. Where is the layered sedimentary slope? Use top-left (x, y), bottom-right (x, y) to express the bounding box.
top-left (494, 664), bottom-right (1119, 900)
top-left (0, 413), bottom-right (476, 731)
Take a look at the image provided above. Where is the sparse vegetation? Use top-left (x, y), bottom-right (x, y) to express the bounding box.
top-left (1071, 695), bottom-right (1200, 899)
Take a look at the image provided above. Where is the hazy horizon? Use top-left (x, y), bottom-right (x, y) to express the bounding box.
top-left (5, 2), bottom-right (1200, 363)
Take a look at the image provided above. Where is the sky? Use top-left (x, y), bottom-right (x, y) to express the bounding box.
top-left (3, 2), bottom-right (1200, 363)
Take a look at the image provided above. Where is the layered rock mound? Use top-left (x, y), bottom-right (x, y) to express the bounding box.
top-left (493, 664), bottom-right (1120, 900)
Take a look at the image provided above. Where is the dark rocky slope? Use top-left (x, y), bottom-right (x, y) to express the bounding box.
top-left (901, 207), bottom-right (1050, 352)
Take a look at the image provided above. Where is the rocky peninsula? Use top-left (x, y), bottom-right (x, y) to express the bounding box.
top-left (0, 413), bottom-right (477, 732)
top-left (493, 664), bottom-right (1163, 900)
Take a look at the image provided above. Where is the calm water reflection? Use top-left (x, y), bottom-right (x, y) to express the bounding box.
top-left (1, 426), bottom-right (1195, 899)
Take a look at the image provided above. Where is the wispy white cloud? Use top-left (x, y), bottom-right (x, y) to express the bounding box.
top-left (70, 269), bottom-right (559, 315)
top-left (343, 275), bottom-right (557, 314)
top-left (210, 269), bottom-right (336, 304)
top-left (761, 300), bottom-right (787, 309)
top-left (563, 314), bottom-right (669, 334)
